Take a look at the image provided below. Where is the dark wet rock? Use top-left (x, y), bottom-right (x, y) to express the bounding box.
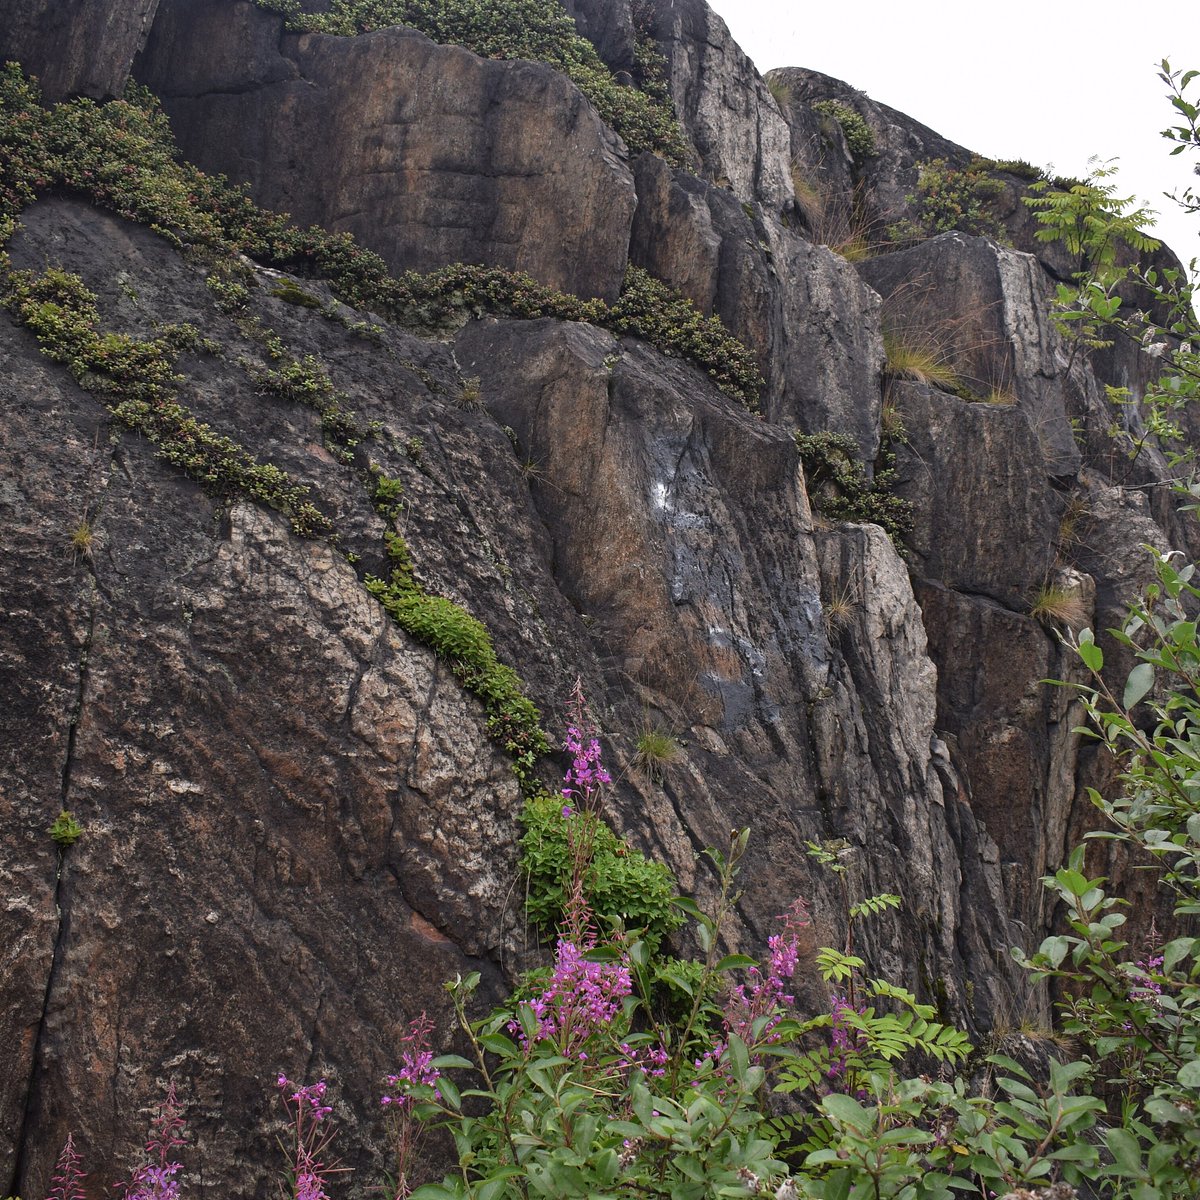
top-left (887, 379), bottom-right (1058, 608)
top-left (630, 154), bottom-right (884, 451)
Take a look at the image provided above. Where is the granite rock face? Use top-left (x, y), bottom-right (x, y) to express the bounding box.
top-left (0, 0), bottom-right (161, 100)
top-left (135, 0), bottom-right (637, 302)
top-left (630, 153), bottom-right (885, 453)
top-left (2, 0), bottom-right (1199, 1194)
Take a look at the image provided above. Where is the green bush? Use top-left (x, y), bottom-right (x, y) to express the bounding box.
top-left (812, 99), bottom-right (877, 159)
top-left (518, 792), bottom-right (682, 950)
top-left (887, 157), bottom-right (1007, 244)
top-left (794, 430), bottom-right (913, 549)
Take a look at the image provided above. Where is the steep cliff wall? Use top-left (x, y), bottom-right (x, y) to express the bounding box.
top-left (1, 0), bottom-right (1193, 1195)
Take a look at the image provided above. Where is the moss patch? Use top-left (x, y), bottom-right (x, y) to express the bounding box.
top-left (365, 535), bottom-right (550, 785)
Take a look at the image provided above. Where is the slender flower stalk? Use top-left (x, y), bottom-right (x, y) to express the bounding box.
top-left (46, 1131), bottom-right (87, 1200)
top-left (380, 1013), bottom-right (441, 1199)
top-left (559, 678), bottom-right (611, 942)
top-left (119, 1081), bottom-right (187, 1200)
top-left (276, 1075), bottom-right (343, 1200)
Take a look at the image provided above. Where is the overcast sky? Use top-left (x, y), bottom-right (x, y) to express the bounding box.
top-left (706, 0), bottom-right (1198, 269)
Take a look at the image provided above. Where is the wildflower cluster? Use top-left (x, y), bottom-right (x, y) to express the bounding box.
top-left (723, 899), bottom-right (810, 1053)
top-left (119, 1083), bottom-right (186, 1200)
top-left (381, 1013), bottom-right (442, 1109)
top-left (513, 938), bottom-right (633, 1058)
top-left (276, 1076), bottom-right (340, 1200)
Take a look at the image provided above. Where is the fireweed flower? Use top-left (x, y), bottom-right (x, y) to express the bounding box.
top-left (560, 678), bottom-right (611, 810)
top-left (511, 937), bottom-right (632, 1059)
top-left (828, 994), bottom-right (867, 1082)
top-left (120, 1081), bottom-right (187, 1200)
top-left (46, 1132), bottom-right (87, 1200)
top-left (1128, 953), bottom-right (1165, 1003)
top-left (723, 898), bottom-right (810, 1050)
top-left (381, 1011), bottom-right (441, 1108)
top-left (276, 1075), bottom-right (340, 1200)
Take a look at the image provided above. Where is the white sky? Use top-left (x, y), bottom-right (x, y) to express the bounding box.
top-left (706, 0), bottom-right (1198, 270)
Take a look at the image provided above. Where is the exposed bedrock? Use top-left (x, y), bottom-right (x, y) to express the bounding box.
top-left (0, 0), bottom-right (161, 101)
top-left (454, 316), bottom-right (1026, 1026)
top-left (634, 0), bottom-right (794, 210)
top-left (134, 0), bottom-right (637, 302)
top-left (630, 154), bottom-right (884, 453)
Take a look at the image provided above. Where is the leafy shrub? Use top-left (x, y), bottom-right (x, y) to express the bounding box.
top-left (812, 99), bottom-right (877, 159)
top-left (519, 791), bottom-right (682, 950)
top-left (887, 157), bottom-right (1007, 244)
top-left (252, 0), bottom-right (690, 165)
top-left (794, 430), bottom-right (914, 549)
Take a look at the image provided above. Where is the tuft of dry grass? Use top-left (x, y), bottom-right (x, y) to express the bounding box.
top-left (822, 581), bottom-right (860, 633)
top-left (70, 519), bottom-right (94, 560)
top-left (1030, 584), bottom-right (1089, 630)
top-left (882, 330), bottom-right (961, 391)
top-left (456, 375), bottom-right (484, 411)
top-left (634, 726), bottom-right (682, 783)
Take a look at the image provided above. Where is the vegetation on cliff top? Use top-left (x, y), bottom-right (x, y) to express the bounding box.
top-left (251, 0), bottom-right (691, 166)
top-left (0, 66), bottom-right (762, 408)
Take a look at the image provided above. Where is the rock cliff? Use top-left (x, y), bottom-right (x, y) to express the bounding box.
top-left (0, 0), bottom-right (1193, 1195)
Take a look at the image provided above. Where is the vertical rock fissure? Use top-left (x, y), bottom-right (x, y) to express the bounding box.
top-left (9, 584), bottom-right (98, 1195)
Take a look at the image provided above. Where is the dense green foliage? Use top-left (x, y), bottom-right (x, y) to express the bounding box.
top-left (518, 792), bottom-right (682, 949)
top-left (887, 158), bottom-right (1007, 245)
top-left (794, 430), bottom-right (914, 549)
top-left (812, 100), bottom-right (877, 159)
top-left (252, 0), bottom-right (690, 165)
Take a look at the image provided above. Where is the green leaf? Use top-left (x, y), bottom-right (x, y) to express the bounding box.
top-left (1106, 1127), bottom-right (1143, 1175)
top-left (714, 954), bottom-right (759, 972)
top-left (823, 1092), bottom-right (874, 1132)
top-left (429, 1054), bottom-right (474, 1070)
top-left (1070, 638), bottom-right (1100, 695)
top-left (1124, 661), bottom-right (1156, 708)
top-left (1178, 1058), bottom-right (1200, 1086)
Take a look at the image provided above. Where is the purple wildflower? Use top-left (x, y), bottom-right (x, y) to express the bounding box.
top-left (560, 679), bottom-right (611, 811)
top-left (723, 898), bottom-right (810, 1050)
top-left (47, 1132), bottom-right (87, 1200)
top-left (511, 938), bottom-right (632, 1058)
top-left (1129, 953), bottom-right (1165, 1003)
top-left (119, 1081), bottom-right (187, 1200)
top-left (827, 994), bottom-right (867, 1083)
top-left (381, 1012), bottom-right (441, 1109)
top-left (276, 1075), bottom-right (343, 1200)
